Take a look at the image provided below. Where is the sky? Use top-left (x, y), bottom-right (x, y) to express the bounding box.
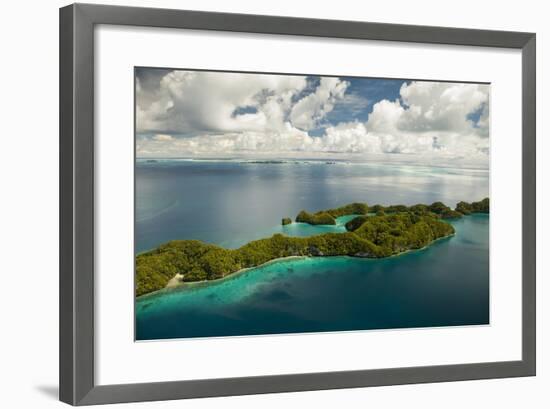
top-left (135, 68), bottom-right (490, 168)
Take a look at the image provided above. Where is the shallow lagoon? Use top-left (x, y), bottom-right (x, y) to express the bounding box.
top-left (135, 160), bottom-right (489, 340)
top-left (136, 215), bottom-right (489, 340)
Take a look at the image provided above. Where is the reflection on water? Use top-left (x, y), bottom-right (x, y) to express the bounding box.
top-left (135, 160), bottom-right (489, 340)
top-left (136, 160), bottom-right (488, 252)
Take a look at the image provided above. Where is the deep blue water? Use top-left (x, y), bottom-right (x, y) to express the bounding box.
top-left (135, 159), bottom-right (489, 340)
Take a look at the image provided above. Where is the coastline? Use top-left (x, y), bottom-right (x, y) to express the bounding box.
top-left (138, 255), bottom-right (308, 299)
top-left (138, 231), bottom-right (457, 300)
top-left (136, 202), bottom-right (487, 298)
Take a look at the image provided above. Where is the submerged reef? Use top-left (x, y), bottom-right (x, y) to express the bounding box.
top-left (135, 199), bottom-right (488, 297)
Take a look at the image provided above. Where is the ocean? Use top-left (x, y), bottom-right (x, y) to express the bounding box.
top-left (135, 159), bottom-right (489, 340)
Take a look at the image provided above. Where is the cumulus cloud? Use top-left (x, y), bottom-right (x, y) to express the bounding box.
top-left (136, 69), bottom-right (490, 167)
top-left (290, 77), bottom-right (349, 130)
top-left (152, 134), bottom-right (173, 141)
top-left (397, 81), bottom-right (489, 135)
top-left (137, 70), bottom-right (308, 135)
top-left (364, 82), bottom-right (490, 158)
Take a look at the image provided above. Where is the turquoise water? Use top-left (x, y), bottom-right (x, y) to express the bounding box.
top-left (136, 213), bottom-right (489, 340)
top-left (241, 214), bottom-right (359, 246)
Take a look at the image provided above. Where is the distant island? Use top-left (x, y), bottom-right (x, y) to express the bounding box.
top-left (136, 198), bottom-right (489, 297)
top-left (283, 199), bottom-right (488, 226)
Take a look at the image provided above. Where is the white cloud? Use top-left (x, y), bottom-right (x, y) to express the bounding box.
top-left (362, 82), bottom-right (490, 159)
top-left (152, 134), bottom-right (173, 141)
top-left (138, 126), bottom-right (316, 156)
top-left (397, 81), bottom-right (489, 135)
top-left (137, 70), bottom-right (308, 135)
top-left (137, 71), bottom-right (490, 167)
top-left (316, 122), bottom-right (381, 153)
top-left (289, 77), bottom-right (349, 130)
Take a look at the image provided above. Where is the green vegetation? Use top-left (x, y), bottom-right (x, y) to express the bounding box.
top-left (368, 199), bottom-right (491, 220)
top-left (471, 198), bottom-right (490, 213)
top-left (428, 201), bottom-right (450, 214)
top-left (137, 211), bottom-right (455, 297)
top-left (323, 202), bottom-right (369, 218)
top-left (456, 201), bottom-right (473, 215)
top-left (345, 215), bottom-right (369, 231)
top-left (295, 210), bottom-right (336, 225)
top-left (136, 199), bottom-right (488, 297)
top-left (282, 217), bottom-right (292, 225)
top-left (348, 213), bottom-right (454, 251)
top-left (426, 201), bottom-right (461, 219)
top-left (441, 209), bottom-right (464, 218)
top-left (383, 204), bottom-right (409, 213)
top-left (455, 198), bottom-right (489, 215)
top-left (370, 204), bottom-right (383, 213)
top-left (295, 202), bottom-right (369, 225)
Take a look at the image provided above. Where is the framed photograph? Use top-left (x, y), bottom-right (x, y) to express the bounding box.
top-left (60, 3), bottom-right (536, 405)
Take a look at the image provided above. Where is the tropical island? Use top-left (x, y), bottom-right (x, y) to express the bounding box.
top-left (136, 198), bottom-right (489, 297)
top-left (293, 202), bottom-right (369, 225)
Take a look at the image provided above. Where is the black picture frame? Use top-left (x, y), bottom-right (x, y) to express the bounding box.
top-left (59, 3), bottom-right (536, 406)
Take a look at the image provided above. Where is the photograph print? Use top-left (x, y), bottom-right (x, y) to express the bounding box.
top-left (134, 67), bottom-right (490, 341)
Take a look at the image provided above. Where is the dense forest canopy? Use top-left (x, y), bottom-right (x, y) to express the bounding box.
top-left (294, 202), bottom-right (369, 225)
top-left (136, 199), bottom-right (489, 297)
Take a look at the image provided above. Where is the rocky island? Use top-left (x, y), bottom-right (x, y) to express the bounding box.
top-left (294, 202), bottom-right (369, 225)
top-left (136, 198), bottom-right (489, 297)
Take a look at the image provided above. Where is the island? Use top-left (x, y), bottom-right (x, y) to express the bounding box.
top-left (295, 202), bottom-right (369, 225)
top-left (136, 198), bottom-right (489, 297)
top-left (456, 198), bottom-right (490, 215)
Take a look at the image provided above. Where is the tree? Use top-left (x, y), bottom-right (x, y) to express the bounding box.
top-left (455, 201), bottom-right (473, 215)
top-left (428, 201), bottom-right (450, 214)
top-left (471, 198), bottom-right (489, 213)
top-left (295, 210), bottom-right (336, 225)
top-left (345, 215), bottom-right (369, 231)
top-left (136, 202), bottom-right (461, 296)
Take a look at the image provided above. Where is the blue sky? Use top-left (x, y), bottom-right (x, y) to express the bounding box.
top-left (310, 77), bottom-right (407, 136)
top-left (135, 68), bottom-right (490, 167)
top-left (224, 75), bottom-right (408, 137)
